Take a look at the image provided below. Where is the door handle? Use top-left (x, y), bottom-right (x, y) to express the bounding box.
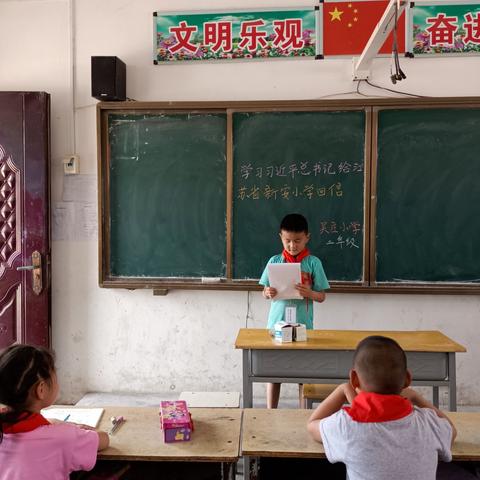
top-left (16, 250), bottom-right (42, 295)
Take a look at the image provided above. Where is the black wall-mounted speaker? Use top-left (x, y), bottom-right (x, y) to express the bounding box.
top-left (91, 56), bottom-right (126, 101)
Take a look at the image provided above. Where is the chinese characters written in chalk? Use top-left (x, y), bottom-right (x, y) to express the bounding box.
top-left (239, 161), bottom-right (363, 180)
top-left (319, 220), bottom-right (362, 249)
top-left (237, 182), bottom-right (343, 201)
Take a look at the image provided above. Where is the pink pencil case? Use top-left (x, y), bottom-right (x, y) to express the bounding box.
top-left (159, 400), bottom-right (194, 443)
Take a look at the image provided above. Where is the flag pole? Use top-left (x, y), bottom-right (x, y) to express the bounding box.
top-left (352, 0), bottom-right (407, 80)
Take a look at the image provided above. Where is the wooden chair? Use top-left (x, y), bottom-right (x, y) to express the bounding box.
top-left (299, 384), bottom-right (337, 409)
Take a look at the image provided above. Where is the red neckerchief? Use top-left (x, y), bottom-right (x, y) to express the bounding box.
top-left (343, 391), bottom-right (413, 423)
top-left (3, 412), bottom-right (50, 434)
top-left (282, 248), bottom-right (311, 312)
top-left (282, 248), bottom-right (310, 264)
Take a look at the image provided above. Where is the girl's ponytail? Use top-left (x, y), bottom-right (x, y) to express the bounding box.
top-left (0, 344), bottom-right (55, 444)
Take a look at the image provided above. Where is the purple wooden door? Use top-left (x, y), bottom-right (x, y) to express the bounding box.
top-left (0, 92), bottom-right (51, 348)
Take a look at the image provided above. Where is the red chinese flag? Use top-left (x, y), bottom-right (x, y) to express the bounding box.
top-left (323, 1), bottom-right (405, 56)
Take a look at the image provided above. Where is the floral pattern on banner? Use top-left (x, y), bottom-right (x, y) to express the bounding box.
top-left (412, 4), bottom-right (480, 54)
top-left (154, 10), bottom-right (317, 62)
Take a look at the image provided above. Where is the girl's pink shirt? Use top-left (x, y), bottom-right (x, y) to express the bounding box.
top-left (0, 422), bottom-right (99, 480)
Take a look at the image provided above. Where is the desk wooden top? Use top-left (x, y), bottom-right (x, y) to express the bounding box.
top-left (97, 407), bottom-right (241, 462)
top-left (235, 328), bottom-right (466, 352)
top-left (241, 409), bottom-right (480, 461)
top-left (242, 409), bottom-right (324, 459)
top-left (449, 412), bottom-right (480, 461)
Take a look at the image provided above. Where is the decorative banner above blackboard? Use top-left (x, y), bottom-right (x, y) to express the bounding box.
top-left (153, 1), bottom-right (480, 62)
top-left (153, 9), bottom-right (319, 62)
top-left (407, 1), bottom-right (480, 55)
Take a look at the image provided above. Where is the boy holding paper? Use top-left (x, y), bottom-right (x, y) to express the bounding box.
top-left (260, 213), bottom-right (329, 408)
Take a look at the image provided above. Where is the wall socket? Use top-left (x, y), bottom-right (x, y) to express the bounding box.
top-left (63, 154), bottom-right (80, 175)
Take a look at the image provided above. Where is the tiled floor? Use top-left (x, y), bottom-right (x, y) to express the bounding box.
top-left (78, 391), bottom-right (476, 410)
top-left (76, 392), bottom-right (178, 407)
top-left (77, 391), bottom-right (303, 409)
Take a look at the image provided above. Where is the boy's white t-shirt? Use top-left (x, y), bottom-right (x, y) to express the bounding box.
top-left (320, 406), bottom-right (452, 480)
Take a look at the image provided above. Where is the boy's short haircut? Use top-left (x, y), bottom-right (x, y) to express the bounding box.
top-left (280, 213), bottom-right (309, 233)
top-left (353, 335), bottom-right (408, 395)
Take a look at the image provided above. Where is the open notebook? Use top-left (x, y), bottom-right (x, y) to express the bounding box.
top-left (41, 407), bottom-right (104, 428)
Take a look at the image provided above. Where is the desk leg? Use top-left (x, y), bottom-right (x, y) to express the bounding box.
top-left (221, 461), bottom-right (235, 480)
top-left (243, 456), bottom-right (259, 480)
top-left (243, 350), bottom-right (253, 408)
top-left (448, 353), bottom-right (457, 412)
top-left (242, 350), bottom-right (254, 480)
top-left (432, 386), bottom-right (439, 407)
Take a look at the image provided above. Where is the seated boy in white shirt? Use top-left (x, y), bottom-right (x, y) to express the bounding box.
top-left (307, 335), bottom-right (456, 480)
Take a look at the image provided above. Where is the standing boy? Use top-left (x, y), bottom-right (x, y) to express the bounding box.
top-left (260, 213), bottom-right (329, 408)
top-left (307, 335), bottom-right (456, 480)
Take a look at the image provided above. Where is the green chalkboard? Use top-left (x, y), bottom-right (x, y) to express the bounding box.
top-left (100, 100), bottom-right (480, 292)
top-left (375, 108), bottom-right (480, 283)
top-left (108, 113), bottom-right (227, 278)
top-left (232, 111), bottom-right (366, 281)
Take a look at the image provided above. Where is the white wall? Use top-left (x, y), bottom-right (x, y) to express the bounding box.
top-left (1, 0), bottom-right (479, 404)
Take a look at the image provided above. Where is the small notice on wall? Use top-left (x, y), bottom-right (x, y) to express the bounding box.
top-left (53, 174), bottom-right (97, 241)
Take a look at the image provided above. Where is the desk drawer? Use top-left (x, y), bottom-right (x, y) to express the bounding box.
top-left (407, 352), bottom-right (448, 380)
top-left (250, 350), bottom-right (448, 380)
top-left (251, 350), bottom-right (353, 378)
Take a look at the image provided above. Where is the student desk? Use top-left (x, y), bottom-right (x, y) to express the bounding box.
top-left (241, 409), bottom-right (480, 479)
top-left (96, 407), bottom-right (241, 480)
top-left (235, 329), bottom-right (466, 411)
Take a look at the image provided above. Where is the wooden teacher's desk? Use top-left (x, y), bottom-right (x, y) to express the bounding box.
top-left (242, 409), bottom-right (480, 473)
top-left (97, 407), bottom-right (241, 479)
top-left (235, 329), bottom-right (466, 411)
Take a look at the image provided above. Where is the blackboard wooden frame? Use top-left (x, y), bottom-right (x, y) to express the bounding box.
top-left (97, 98), bottom-right (480, 294)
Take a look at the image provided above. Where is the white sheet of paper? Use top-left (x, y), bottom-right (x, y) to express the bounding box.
top-left (41, 407), bottom-right (104, 428)
top-left (267, 263), bottom-right (302, 300)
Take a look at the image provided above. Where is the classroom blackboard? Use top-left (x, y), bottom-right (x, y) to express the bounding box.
top-left (232, 111), bottom-right (366, 281)
top-left (98, 99), bottom-right (480, 293)
top-left (375, 107), bottom-right (480, 283)
top-left (108, 112), bottom-right (227, 278)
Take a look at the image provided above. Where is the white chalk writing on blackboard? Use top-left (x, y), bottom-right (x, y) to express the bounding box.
top-left (319, 221), bottom-right (362, 236)
top-left (237, 182), bottom-right (343, 200)
top-left (318, 220), bottom-right (362, 249)
top-left (240, 161), bottom-right (362, 180)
